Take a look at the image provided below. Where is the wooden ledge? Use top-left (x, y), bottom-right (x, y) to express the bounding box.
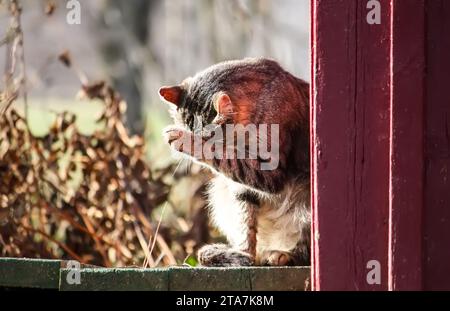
top-left (0, 258), bottom-right (310, 291)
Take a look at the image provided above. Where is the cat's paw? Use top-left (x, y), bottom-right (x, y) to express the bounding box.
top-left (163, 126), bottom-right (187, 145)
top-left (163, 126), bottom-right (192, 153)
top-left (259, 250), bottom-right (293, 266)
top-left (197, 243), bottom-right (254, 267)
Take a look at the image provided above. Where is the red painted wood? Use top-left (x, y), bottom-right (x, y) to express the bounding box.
top-left (310, 0), bottom-right (318, 291)
top-left (311, 0), bottom-right (450, 290)
top-left (311, 0), bottom-right (391, 290)
top-left (388, 0), bottom-right (425, 291)
top-left (424, 0), bottom-right (450, 291)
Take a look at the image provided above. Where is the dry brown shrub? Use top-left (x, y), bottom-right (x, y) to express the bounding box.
top-left (0, 79), bottom-right (210, 267)
top-left (0, 1), bottom-right (213, 267)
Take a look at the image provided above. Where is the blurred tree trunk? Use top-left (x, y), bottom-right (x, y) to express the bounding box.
top-left (96, 0), bottom-right (156, 135)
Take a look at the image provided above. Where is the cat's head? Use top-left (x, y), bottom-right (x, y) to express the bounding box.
top-left (159, 77), bottom-right (236, 133)
top-left (158, 58), bottom-right (310, 188)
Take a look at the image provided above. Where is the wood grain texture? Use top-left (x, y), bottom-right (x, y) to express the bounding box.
top-left (310, 0), bottom-right (317, 290)
top-left (312, 0), bottom-right (450, 291)
top-left (388, 0), bottom-right (425, 291)
top-left (424, 0), bottom-right (450, 291)
top-left (312, 0), bottom-right (391, 290)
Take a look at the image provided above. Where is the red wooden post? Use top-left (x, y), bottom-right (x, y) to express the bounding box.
top-left (388, 0), bottom-right (425, 291)
top-left (311, 0), bottom-right (450, 290)
top-left (311, 0), bottom-right (391, 290)
top-left (424, 0), bottom-right (450, 291)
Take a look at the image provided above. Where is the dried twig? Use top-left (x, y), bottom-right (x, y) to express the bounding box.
top-left (18, 224), bottom-right (85, 263)
top-left (145, 203), bottom-right (167, 268)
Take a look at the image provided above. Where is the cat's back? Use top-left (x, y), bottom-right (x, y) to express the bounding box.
top-left (192, 57), bottom-right (305, 96)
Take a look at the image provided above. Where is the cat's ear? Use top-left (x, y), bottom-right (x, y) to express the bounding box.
top-left (159, 85), bottom-right (183, 107)
top-left (213, 92), bottom-right (234, 116)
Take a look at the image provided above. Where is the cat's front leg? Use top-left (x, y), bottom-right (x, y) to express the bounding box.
top-left (197, 201), bottom-right (258, 267)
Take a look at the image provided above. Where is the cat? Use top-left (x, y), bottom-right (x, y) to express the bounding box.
top-left (159, 58), bottom-right (310, 266)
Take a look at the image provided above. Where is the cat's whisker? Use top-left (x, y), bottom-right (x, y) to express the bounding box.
top-left (172, 158), bottom-right (183, 178)
top-left (185, 158), bottom-right (193, 175)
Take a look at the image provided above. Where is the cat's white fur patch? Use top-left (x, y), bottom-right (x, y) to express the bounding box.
top-left (207, 174), bottom-right (310, 255)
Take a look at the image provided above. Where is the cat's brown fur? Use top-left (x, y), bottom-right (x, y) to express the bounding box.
top-left (160, 58), bottom-right (310, 266)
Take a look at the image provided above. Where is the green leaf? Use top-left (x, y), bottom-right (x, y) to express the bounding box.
top-left (183, 255), bottom-right (198, 267)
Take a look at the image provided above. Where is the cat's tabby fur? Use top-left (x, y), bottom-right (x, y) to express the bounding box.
top-left (160, 58), bottom-right (310, 266)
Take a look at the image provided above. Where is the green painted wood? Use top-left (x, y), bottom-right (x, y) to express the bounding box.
top-left (59, 268), bottom-right (169, 291)
top-left (0, 257), bottom-right (61, 289)
top-left (59, 267), bottom-right (310, 291)
top-left (248, 267), bottom-right (310, 291)
top-left (168, 267), bottom-right (252, 291)
top-left (0, 258), bottom-right (310, 291)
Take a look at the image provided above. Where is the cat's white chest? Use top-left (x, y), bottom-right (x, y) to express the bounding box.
top-left (207, 174), bottom-right (309, 254)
